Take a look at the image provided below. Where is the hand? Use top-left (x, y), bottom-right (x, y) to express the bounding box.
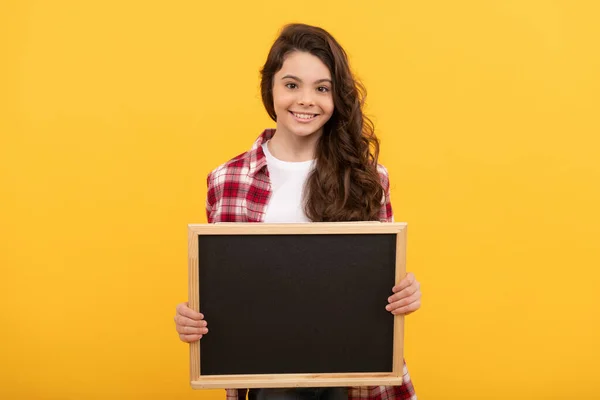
top-left (386, 272), bottom-right (421, 315)
top-left (174, 302), bottom-right (208, 342)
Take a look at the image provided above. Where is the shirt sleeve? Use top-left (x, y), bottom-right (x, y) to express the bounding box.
top-left (206, 170), bottom-right (218, 223)
top-left (377, 164), bottom-right (394, 223)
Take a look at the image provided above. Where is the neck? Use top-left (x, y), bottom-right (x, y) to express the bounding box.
top-left (268, 128), bottom-right (322, 162)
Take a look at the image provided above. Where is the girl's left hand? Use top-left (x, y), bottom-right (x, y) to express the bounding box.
top-left (386, 272), bottom-right (421, 315)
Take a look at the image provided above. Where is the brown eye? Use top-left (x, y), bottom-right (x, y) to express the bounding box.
top-left (317, 86), bottom-right (330, 93)
top-left (285, 83), bottom-right (298, 89)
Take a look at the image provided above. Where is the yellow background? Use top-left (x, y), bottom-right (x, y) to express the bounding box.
top-left (1, 1), bottom-right (599, 399)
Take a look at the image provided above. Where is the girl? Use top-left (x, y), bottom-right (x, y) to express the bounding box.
top-left (174, 23), bottom-right (421, 400)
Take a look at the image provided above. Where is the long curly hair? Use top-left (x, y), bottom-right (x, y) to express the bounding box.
top-left (260, 23), bottom-right (384, 222)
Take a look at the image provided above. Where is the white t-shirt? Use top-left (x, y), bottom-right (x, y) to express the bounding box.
top-left (261, 141), bottom-right (315, 223)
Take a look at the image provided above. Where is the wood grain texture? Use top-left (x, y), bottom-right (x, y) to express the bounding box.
top-left (191, 372), bottom-right (403, 389)
top-left (188, 222), bottom-right (407, 388)
top-left (393, 225), bottom-right (407, 380)
top-left (188, 227), bottom-right (200, 382)
top-left (188, 221), bottom-right (406, 235)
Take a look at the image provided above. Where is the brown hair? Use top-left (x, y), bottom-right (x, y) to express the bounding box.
top-left (260, 23), bottom-right (384, 221)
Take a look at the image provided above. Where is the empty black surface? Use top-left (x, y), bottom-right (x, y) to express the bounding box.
top-left (198, 233), bottom-right (396, 375)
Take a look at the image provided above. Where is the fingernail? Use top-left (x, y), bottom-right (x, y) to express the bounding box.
top-left (385, 305), bottom-right (391, 311)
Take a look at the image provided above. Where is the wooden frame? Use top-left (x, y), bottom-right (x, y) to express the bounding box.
top-left (188, 222), bottom-right (407, 389)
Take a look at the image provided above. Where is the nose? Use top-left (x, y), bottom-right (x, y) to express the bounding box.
top-left (297, 88), bottom-right (315, 106)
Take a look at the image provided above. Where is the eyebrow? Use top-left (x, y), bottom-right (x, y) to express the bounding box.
top-left (281, 74), bottom-right (332, 84)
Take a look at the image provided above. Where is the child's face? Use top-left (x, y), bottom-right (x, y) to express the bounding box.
top-left (272, 51), bottom-right (334, 140)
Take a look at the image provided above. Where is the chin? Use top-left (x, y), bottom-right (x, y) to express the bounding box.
top-left (285, 122), bottom-right (325, 138)
top-left (292, 129), bottom-right (323, 139)
top-left (292, 128), bottom-right (321, 137)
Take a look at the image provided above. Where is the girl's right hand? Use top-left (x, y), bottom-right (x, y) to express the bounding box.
top-left (174, 302), bottom-right (208, 343)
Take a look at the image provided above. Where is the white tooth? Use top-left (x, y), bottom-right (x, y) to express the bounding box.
top-left (294, 113), bottom-right (314, 119)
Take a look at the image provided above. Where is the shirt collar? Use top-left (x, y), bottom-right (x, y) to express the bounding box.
top-left (248, 129), bottom-right (276, 178)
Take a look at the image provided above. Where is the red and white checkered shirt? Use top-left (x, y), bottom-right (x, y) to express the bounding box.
top-left (206, 129), bottom-right (417, 400)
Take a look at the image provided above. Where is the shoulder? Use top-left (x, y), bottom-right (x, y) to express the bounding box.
top-left (376, 163), bottom-right (393, 222)
top-left (376, 163), bottom-right (391, 190)
top-left (206, 150), bottom-right (256, 221)
top-left (208, 129), bottom-right (272, 185)
top-left (207, 150), bottom-right (253, 187)
top-left (206, 150), bottom-right (255, 210)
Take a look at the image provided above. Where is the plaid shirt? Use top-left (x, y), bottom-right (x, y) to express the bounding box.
top-left (206, 129), bottom-right (417, 400)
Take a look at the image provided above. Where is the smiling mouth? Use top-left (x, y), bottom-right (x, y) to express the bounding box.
top-left (290, 111), bottom-right (319, 120)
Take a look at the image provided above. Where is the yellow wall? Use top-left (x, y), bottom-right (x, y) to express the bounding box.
top-left (1, 1), bottom-right (599, 399)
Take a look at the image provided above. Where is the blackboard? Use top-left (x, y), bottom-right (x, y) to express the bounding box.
top-left (188, 222), bottom-right (407, 389)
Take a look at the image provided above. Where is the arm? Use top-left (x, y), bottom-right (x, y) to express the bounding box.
top-left (206, 170), bottom-right (218, 223)
top-left (379, 164), bottom-right (422, 315)
top-left (377, 164), bottom-right (394, 223)
top-left (174, 172), bottom-right (218, 342)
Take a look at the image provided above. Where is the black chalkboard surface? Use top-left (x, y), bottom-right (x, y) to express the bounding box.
top-left (188, 222), bottom-right (407, 389)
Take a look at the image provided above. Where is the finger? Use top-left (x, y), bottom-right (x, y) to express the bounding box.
top-left (391, 300), bottom-right (421, 315)
top-left (179, 333), bottom-right (203, 343)
top-left (392, 272), bottom-right (415, 293)
top-left (388, 281), bottom-right (420, 303)
top-left (176, 303), bottom-right (204, 320)
top-left (386, 291), bottom-right (421, 312)
top-left (176, 325), bottom-right (209, 335)
top-left (174, 315), bottom-right (207, 328)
